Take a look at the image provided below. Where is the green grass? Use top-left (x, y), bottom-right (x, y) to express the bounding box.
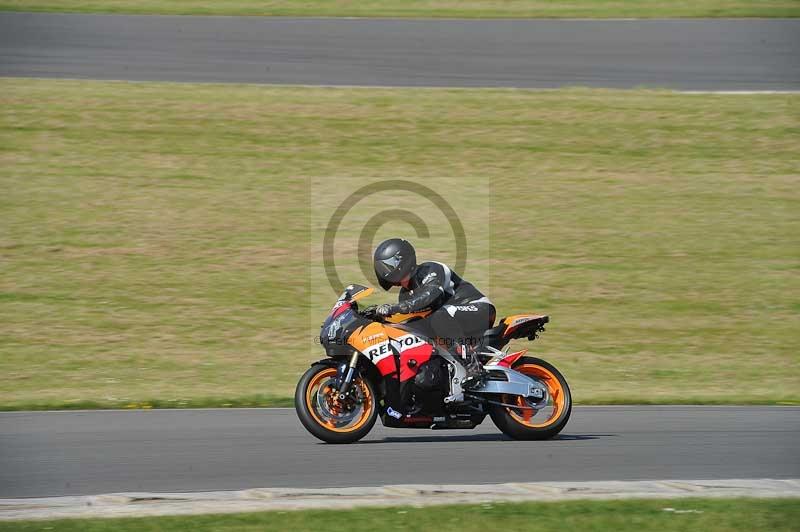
top-left (1, 0), bottom-right (799, 18)
top-left (2, 498), bottom-right (799, 531)
top-left (0, 395), bottom-right (294, 411)
top-left (1, 78), bottom-right (798, 410)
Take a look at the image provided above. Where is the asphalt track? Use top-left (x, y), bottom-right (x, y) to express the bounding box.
top-left (1, 13), bottom-right (799, 90)
top-left (1, 406), bottom-right (798, 498)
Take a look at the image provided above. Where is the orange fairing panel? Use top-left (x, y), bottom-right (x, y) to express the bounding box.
top-left (350, 287), bottom-right (374, 303)
top-left (384, 310), bottom-right (431, 324)
top-left (348, 322), bottom-right (388, 353)
top-left (347, 322), bottom-right (411, 354)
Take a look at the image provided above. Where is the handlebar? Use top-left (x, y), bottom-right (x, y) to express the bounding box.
top-left (359, 305), bottom-right (379, 320)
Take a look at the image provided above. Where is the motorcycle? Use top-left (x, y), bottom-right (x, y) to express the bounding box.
top-left (295, 284), bottom-right (571, 443)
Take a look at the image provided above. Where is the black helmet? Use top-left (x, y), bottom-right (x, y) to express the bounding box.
top-left (373, 238), bottom-right (416, 290)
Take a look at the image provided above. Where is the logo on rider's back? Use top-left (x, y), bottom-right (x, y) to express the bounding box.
top-left (445, 304), bottom-right (479, 317)
top-left (422, 272), bottom-right (438, 284)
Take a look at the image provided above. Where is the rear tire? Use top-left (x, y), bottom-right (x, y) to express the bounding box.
top-left (489, 357), bottom-right (571, 440)
top-left (295, 364), bottom-right (378, 444)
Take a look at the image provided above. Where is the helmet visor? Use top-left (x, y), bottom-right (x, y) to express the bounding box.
top-left (375, 251), bottom-right (410, 287)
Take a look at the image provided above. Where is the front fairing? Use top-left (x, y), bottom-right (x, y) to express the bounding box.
top-left (320, 306), bottom-right (357, 348)
top-left (320, 285), bottom-right (373, 356)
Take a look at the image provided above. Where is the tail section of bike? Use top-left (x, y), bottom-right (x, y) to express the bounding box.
top-left (481, 314), bottom-right (549, 351)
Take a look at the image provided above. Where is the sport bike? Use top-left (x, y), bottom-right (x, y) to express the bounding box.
top-left (295, 284), bottom-right (571, 443)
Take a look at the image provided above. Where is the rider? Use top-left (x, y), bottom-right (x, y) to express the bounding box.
top-left (373, 238), bottom-right (495, 382)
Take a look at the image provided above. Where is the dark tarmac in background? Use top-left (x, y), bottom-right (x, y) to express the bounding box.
top-left (1, 14), bottom-right (798, 90)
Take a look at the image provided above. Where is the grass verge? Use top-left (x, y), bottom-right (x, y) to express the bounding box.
top-left (0, 0), bottom-right (799, 18)
top-left (1, 78), bottom-right (798, 409)
top-left (0, 395), bottom-right (294, 411)
top-left (2, 498), bottom-right (798, 531)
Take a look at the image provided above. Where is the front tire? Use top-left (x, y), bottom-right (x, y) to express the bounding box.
top-left (489, 357), bottom-right (572, 440)
top-left (295, 364), bottom-right (378, 444)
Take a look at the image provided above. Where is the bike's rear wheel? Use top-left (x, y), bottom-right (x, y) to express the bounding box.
top-left (295, 364), bottom-right (377, 444)
top-left (489, 356), bottom-right (571, 440)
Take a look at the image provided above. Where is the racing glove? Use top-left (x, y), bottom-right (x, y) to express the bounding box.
top-left (376, 304), bottom-right (395, 317)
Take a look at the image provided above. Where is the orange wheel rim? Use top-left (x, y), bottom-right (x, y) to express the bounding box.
top-left (504, 364), bottom-right (565, 428)
top-left (305, 367), bottom-right (373, 433)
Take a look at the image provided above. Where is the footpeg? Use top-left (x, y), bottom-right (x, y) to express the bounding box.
top-left (386, 407), bottom-right (403, 419)
top-left (443, 393), bottom-right (464, 404)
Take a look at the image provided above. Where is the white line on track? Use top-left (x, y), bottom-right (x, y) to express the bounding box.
top-left (2, 479), bottom-right (798, 520)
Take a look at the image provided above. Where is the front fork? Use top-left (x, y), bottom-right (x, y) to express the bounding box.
top-left (335, 350), bottom-right (361, 400)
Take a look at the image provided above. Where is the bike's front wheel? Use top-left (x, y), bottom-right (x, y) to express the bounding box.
top-left (295, 364), bottom-right (378, 444)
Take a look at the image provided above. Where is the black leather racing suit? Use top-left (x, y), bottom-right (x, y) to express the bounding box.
top-left (389, 261), bottom-right (495, 351)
